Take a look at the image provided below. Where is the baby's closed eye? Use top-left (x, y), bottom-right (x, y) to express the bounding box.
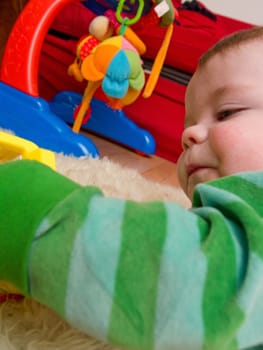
top-left (216, 108), bottom-right (247, 121)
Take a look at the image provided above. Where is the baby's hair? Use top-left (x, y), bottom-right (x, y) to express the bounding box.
top-left (199, 26), bottom-right (263, 67)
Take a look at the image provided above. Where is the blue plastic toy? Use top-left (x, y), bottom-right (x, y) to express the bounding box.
top-left (50, 91), bottom-right (156, 154)
top-left (0, 82), bottom-right (99, 158)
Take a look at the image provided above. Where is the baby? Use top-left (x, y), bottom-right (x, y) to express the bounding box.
top-left (1, 26), bottom-right (263, 350)
top-left (177, 26), bottom-right (263, 201)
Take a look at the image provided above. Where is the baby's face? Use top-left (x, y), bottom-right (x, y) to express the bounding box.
top-left (177, 41), bottom-right (263, 199)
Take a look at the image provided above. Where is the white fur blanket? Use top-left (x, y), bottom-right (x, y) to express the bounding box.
top-left (0, 153), bottom-right (190, 350)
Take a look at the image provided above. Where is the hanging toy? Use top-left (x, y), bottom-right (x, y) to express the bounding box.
top-left (142, 21), bottom-right (174, 98)
top-left (68, 3), bottom-right (147, 133)
top-left (68, 0), bottom-right (177, 133)
top-left (104, 8), bottom-right (146, 56)
top-left (104, 0), bottom-right (178, 99)
top-left (68, 15), bottom-right (114, 83)
top-left (141, 0), bottom-right (178, 97)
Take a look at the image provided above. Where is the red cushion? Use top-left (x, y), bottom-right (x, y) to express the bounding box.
top-left (124, 77), bottom-right (186, 162)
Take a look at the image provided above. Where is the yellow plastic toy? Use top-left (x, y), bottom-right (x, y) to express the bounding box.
top-left (0, 131), bottom-right (56, 170)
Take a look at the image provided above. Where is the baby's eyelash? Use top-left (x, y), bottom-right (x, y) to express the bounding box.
top-left (217, 108), bottom-right (245, 121)
top-left (217, 110), bottom-right (234, 120)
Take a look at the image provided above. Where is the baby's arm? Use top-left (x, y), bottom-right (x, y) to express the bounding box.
top-left (0, 160), bottom-right (263, 350)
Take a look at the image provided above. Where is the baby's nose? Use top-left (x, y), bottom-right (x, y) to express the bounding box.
top-left (181, 124), bottom-right (208, 150)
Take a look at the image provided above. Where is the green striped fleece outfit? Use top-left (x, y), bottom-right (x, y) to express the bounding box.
top-left (1, 160), bottom-right (263, 350)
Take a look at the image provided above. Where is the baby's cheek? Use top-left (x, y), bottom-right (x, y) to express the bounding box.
top-left (176, 155), bottom-right (187, 191)
top-left (209, 124), bottom-right (237, 156)
top-left (209, 123), bottom-right (258, 174)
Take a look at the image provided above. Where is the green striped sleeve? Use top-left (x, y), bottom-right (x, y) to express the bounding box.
top-left (5, 161), bottom-right (263, 350)
top-left (30, 172), bottom-right (263, 350)
top-left (154, 202), bottom-right (207, 350)
top-left (108, 201), bottom-right (167, 349)
top-left (193, 173), bottom-right (263, 349)
top-left (0, 160), bottom-right (85, 295)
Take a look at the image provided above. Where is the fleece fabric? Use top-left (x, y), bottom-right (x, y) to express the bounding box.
top-left (1, 160), bottom-right (263, 350)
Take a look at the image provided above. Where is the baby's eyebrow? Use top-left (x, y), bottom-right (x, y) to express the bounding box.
top-left (213, 84), bottom-right (250, 98)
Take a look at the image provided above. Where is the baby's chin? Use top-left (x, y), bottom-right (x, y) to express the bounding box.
top-left (186, 168), bottom-right (220, 199)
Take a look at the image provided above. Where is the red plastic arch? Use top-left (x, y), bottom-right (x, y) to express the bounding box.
top-left (0, 0), bottom-right (79, 97)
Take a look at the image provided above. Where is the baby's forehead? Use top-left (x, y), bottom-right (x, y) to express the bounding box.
top-left (199, 39), bottom-right (262, 69)
top-left (200, 32), bottom-right (263, 63)
top-left (185, 50), bottom-right (248, 102)
top-left (188, 42), bottom-right (259, 88)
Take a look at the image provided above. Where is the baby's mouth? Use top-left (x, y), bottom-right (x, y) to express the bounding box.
top-left (187, 164), bottom-right (207, 177)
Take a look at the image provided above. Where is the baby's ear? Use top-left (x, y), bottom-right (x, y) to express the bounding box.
top-left (154, 0), bottom-right (177, 27)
